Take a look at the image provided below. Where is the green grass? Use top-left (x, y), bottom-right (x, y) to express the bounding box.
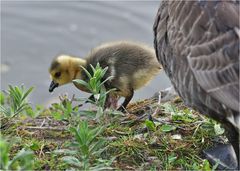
top-left (1, 95), bottom-right (224, 170)
top-left (0, 85), bottom-right (34, 118)
top-left (54, 121), bottom-right (112, 170)
top-left (0, 135), bottom-right (34, 170)
top-left (0, 66), bottom-right (226, 170)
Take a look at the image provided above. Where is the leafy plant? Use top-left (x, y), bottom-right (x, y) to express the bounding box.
top-left (0, 92), bottom-right (5, 105)
top-left (214, 123), bottom-right (224, 135)
top-left (162, 103), bottom-right (197, 123)
top-left (50, 100), bottom-right (77, 121)
top-left (54, 121), bottom-right (112, 170)
top-left (47, 94), bottom-right (84, 122)
top-left (24, 104), bottom-right (44, 118)
top-left (73, 63), bottom-right (115, 108)
top-left (145, 119), bottom-right (156, 131)
top-left (160, 124), bottom-right (176, 132)
top-left (0, 136), bottom-right (34, 170)
top-left (0, 85), bottom-right (34, 118)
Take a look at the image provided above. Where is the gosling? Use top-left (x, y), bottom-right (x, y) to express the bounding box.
top-left (49, 41), bottom-right (161, 111)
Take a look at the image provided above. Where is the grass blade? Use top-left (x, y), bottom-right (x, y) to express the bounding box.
top-left (21, 87), bottom-right (34, 102)
top-left (81, 66), bottom-right (92, 79)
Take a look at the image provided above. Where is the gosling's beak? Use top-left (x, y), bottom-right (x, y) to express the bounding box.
top-left (49, 81), bottom-right (59, 92)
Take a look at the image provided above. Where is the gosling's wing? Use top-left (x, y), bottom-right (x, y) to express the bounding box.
top-left (186, 1), bottom-right (240, 112)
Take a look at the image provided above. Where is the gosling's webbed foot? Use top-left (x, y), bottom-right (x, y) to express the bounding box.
top-left (203, 144), bottom-right (238, 170)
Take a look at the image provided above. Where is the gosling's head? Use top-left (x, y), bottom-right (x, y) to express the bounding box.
top-left (48, 55), bottom-right (85, 92)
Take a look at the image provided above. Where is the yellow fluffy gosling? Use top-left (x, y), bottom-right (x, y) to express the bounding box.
top-left (49, 41), bottom-right (161, 111)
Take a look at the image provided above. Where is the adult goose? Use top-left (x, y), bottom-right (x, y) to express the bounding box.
top-left (153, 1), bottom-right (239, 169)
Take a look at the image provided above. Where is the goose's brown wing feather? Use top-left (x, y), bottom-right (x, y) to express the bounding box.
top-left (154, 1), bottom-right (239, 112)
top-left (186, 1), bottom-right (240, 112)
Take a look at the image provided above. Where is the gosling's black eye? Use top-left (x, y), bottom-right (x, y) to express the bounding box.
top-left (55, 72), bottom-right (61, 78)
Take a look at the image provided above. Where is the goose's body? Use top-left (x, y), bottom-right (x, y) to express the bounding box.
top-left (153, 1), bottom-right (239, 168)
top-left (49, 41), bottom-right (161, 110)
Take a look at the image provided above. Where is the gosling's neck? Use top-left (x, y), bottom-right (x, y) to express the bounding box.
top-left (68, 57), bottom-right (86, 80)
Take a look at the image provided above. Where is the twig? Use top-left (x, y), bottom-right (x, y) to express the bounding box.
top-left (151, 117), bottom-right (171, 124)
top-left (152, 91), bottom-right (162, 117)
top-left (114, 130), bottom-right (130, 135)
top-left (120, 114), bottom-right (147, 124)
top-left (193, 122), bottom-right (204, 137)
top-left (40, 119), bottom-right (46, 127)
top-left (24, 126), bottom-right (67, 131)
top-left (70, 94), bottom-right (75, 103)
top-left (39, 144), bottom-right (45, 158)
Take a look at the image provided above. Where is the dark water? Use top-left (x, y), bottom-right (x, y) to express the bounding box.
top-left (1, 1), bottom-right (171, 107)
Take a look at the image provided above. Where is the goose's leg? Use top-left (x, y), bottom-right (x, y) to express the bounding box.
top-left (203, 124), bottom-right (239, 170)
top-left (224, 124), bottom-right (239, 169)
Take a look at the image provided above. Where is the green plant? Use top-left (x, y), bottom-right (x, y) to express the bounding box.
top-left (73, 63), bottom-right (115, 108)
top-left (0, 92), bottom-right (4, 105)
top-left (24, 104), bottom-right (44, 118)
top-left (160, 124), bottom-right (177, 132)
top-left (145, 119), bottom-right (156, 131)
top-left (0, 85), bottom-right (34, 118)
top-left (0, 136), bottom-right (34, 170)
top-left (162, 103), bottom-right (197, 123)
top-left (54, 121), bottom-right (112, 170)
top-left (50, 100), bottom-right (78, 121)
